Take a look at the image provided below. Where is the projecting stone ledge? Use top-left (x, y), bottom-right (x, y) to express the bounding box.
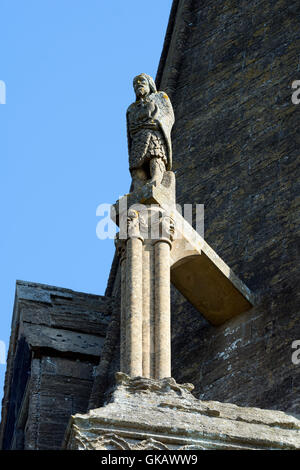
top-left (63, 373), bottom-right (300, 450)
top-left (112, 178), bottom-right (255, 326)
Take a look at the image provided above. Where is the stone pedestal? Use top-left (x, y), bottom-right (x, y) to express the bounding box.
top-left (63, 373), bottom-right (300, 450)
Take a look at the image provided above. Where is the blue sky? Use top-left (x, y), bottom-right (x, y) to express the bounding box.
top-left (0, 0), bottom-right (172, 406)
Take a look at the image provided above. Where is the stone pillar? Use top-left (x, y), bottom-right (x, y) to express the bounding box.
top-left (126, 210), bottom-right (143, 377)
top-left (142, 241), bottom-right (151, 377)
top-left (116, 207), bottom-right (174, 379)
top-left (116, 238), bottom-right (127, 374)
top-left (154, 240), bottom-right (171, 379)
top-left (154, 215), bottom-right (175, 379)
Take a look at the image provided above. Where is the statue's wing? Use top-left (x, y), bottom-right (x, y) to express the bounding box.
top-left (126, 108), bottom-right (132, 157)
top-left (154, 92), bottom-right (175, 170)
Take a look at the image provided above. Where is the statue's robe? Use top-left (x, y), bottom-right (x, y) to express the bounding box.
top-left (126, 92), bottom-right (175, 171)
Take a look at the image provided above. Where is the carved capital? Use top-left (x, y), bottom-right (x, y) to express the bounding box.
top-left (136, 207), bottom-right (176, 245)
top-left (127, 208), bottom-right (144, 241)
top-left (152, 214), bottom-right (176, 247)
top-left (161, 214), bottom-right (176, 242)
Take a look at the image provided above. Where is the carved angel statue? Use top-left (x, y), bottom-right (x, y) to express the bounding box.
top-left (126, 73), bottom-right (175, 190)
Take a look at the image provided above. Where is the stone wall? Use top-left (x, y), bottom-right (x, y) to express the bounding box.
top-left (0, 281), bottom-right (115, 449)
top-left (157, 0), bottom-right (300, 415)
top-left (2, 1), bottom-right (299, 449)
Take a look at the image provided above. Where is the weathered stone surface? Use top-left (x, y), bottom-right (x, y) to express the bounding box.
top-left (88, 294), bottom-right (121, 411)
top-left (18, 281), bottom-right (112, 335)
top-left (64, 373), bottom-right (300, 450)
top-left (0, 281), bottom-right (114, 450)
top-left (2, 0), bottom-right (300, 451)
top-left (171, 291), bottom-right (300, 417)
top-left (24, 357), bottom-right (96, 450)
top-left (102, 0), bottom-right (300, 415)
top-left (22, 324), bottom-right (105, 357)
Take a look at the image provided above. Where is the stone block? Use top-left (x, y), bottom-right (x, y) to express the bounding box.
top-left (63, 373), bottom-right (300, 450)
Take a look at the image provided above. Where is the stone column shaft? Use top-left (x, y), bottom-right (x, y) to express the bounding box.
top-left (120, 256), bottom-right (127, 373)
top-left (126, 237), bottom-right (143, 377)
top-left (142, 241), bottom-right (155, 378)
top-left (154, 240), bottom-right (171, 379)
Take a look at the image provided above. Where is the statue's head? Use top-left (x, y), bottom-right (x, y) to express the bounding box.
top-left (133, 73), bottom-right (157, 99)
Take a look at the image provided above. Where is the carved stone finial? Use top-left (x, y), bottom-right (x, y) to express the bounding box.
top-left (126, 73), bottom-right (175, 191)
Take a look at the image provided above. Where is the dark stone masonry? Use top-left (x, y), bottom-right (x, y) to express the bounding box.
top-left (156, 0), bottom-right (300, 414)
top-left (1, 0), bottom-right (299, 449)
top-left (0, 281), bottom-right (115, 449)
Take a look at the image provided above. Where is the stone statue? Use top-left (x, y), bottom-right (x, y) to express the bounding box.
top-left (127, 73), bottom-right (175, 190)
